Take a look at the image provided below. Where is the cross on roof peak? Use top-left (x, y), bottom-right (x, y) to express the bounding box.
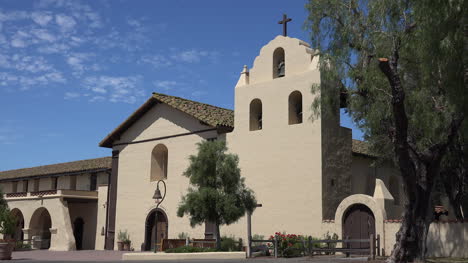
top-left (278, 14), bottom-right (292, 37)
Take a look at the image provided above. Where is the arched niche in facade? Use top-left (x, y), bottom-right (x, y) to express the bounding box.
top-left (151, 144), bottom-right (168, 181)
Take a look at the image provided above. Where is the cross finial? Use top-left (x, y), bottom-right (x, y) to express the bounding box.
top-left (278, 14), bottom-right (292, 37)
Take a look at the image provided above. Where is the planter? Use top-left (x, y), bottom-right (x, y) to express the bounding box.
top-left (0, 242), bottom-right (14, 260)
top-left (123, 242), bottom-right (131, 251)
top-left (117, 241), bottom-right (124, 251)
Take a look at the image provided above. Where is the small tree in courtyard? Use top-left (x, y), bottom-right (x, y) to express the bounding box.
top-left (177, 140), bottom-right (257, 250)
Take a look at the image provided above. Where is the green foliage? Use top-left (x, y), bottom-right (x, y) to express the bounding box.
top-left (220, 235), bottom-right (243, 252)
top-left (15, 241), bottom-right (31, 250)
top-left (268, 232), bottom-right (305, 258)
top-left (251, 234), bottom-right (265, 246)
top-left (164, 246), bottom-right (217, 253)
top-left (305, 0), bottom-right (466, 260)
top-left (177, 232), bottom-right (189, 239)
top-left (0, 189), bottom-right (16, 237)
top-left (177, 140), bottom-right (257, 246)
top-left (305, 0), bottom-right (466, 159)
top-left (117, 230), bottom-right (130, 244)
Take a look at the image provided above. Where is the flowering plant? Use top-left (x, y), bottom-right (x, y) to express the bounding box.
top-left (268, 232), bottom-right (304, 257)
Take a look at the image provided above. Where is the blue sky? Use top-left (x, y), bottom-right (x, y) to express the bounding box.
top-left (0, 0), bottom-right (363, 171)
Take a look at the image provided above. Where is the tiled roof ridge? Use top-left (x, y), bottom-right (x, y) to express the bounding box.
top-left (0, 156), bottom-right (111, 174)
top-left (152, 92), bottom-right (234, 128)
top-left (152, 92), bottom-right (233, 113)
top-left (0, 157), bottom-right (112, 180)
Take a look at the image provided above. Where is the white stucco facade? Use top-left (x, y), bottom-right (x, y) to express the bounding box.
top-left (0, 35), bottom-right (464, 258)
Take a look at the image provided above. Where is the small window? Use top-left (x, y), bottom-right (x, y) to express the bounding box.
top-left (151, 144), bottom-right (168, 181)
top-left (33, 179), bottom-right (40, 192)
top-left (288, 91), bottom-right (303, 125)
top-left (273, 47), bottom-right (285, 79)
top-left (12, 181), bottom-right (18, 193)
top-left (90, 174), bottom-right (97, 191)
top-left (249, 99), bottom-right (263, 131)
top-left (70, 175), bottom-right (77, 190)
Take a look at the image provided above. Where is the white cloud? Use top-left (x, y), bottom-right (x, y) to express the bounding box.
top-left (0, 54), bottom-right (56, 73)
top-left (31, 28), bottom-right (56, 42)
top-left (11, 30), bottom-right (30, 48)
top-left (64, 92), bottom-right (80, 99)
top-left (153, 80), bottom-right (179, 91)
top-left (83, 75), bottom-right (144, 104)
top-left (55, 14), bottom-right (76, 31)
top-left (31, 12), bottom-right (53, 26)
top-left (139, 55), bottom-right (172, 68)
top-left (65, 53), bottom-right (100, 75)
top-left (37, 43), bottom-right (69, 54)
top-left (171, 49), bottom-right (220, 63)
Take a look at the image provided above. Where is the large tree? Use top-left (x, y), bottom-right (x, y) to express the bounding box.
top-left (305, 0), bottom-right (466, 262)
top-left (177, 140), bottom-right (257, 249)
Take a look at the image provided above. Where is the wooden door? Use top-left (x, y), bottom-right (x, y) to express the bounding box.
top-left (343, 204), bottom-right (375, 249)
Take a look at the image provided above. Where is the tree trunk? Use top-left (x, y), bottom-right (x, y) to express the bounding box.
top-left (215, 222), bottom-right (221, 250)
top-left (389, 170), bottom-right (433, 263)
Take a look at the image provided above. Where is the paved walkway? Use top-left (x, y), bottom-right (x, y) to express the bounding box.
top-left (12, 250), bottom-right (128, 261)
top-left (11, 250), bottom-right (372, 262)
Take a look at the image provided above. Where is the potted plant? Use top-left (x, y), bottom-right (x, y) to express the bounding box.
top-left (0, 205), bottom-right (17, 260)
top-left (117, 230), bottom-right (131, 251)
top-left (123, 235), bottom-right (131, 251)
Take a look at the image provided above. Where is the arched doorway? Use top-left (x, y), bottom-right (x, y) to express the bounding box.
top-left (343, 204), bottom-right (375, 249)
top-left (144, 209), bottom-right (168, 251)
top-left (73, 217), bottom-right (85, 250)
top-left (29, 208), bottom-right (52, 249)
top-left (10, 209), bottom-right (24, 241)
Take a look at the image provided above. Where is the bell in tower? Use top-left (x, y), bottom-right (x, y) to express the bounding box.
top-left (277, 60), bottom-right (285, 78)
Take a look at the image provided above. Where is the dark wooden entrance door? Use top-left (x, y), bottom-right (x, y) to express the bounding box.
top-left (73, 218), bottom-right (84, 250)
top-left (144, 210), bottom-right (168, 251)
top-left (343, 204), bottom-right (375, 249)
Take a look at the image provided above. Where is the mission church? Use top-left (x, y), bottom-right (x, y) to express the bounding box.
top-left (0, 19), bottom-right (457, 256)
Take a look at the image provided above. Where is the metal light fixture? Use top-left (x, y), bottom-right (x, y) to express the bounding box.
top-left (153, 185), bottom-right (162, 201)
top-left (152, 180), bottom-right (166, 253)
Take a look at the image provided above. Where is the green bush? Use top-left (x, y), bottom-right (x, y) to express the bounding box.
top-left (177, 232), bottom-right (189, 239)
top-left (117, 230), bottom-right (130, 244)
top-left (15, 242), bottom-right (31, 250)
top-left (165, 246), bottom-right (217, 253)
top-left (220, 236), bottom-right (243, 251)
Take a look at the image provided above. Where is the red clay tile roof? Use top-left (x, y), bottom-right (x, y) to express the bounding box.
top-left (352, 139), bottom-right (376, 157)
top-left (0, 157), bottom-right (111, 181)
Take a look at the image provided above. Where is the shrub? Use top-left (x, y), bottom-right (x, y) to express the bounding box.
top-left (117, 230), bottom-right (131, 244)
top-left (178, 232), bottom-right (189, 239)
top-left (220, 235), bottom-right (243, 252)
top-left (165, 246), bottom-right (217, 253)
top-left (268, 232), bottom-right (305, 257)
top-left (251, 234), bottom-right (265, 246)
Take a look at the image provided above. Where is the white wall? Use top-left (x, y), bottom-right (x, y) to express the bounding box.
top-left (224, 36), bottom-right (323, 241)
top-left (384, 221), bottom-right (468, 258)
top-left (113, 103), bottom-right (218, 250)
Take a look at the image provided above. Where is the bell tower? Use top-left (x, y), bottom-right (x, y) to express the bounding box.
top-left (226, 35), bottom-right (327, 237)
